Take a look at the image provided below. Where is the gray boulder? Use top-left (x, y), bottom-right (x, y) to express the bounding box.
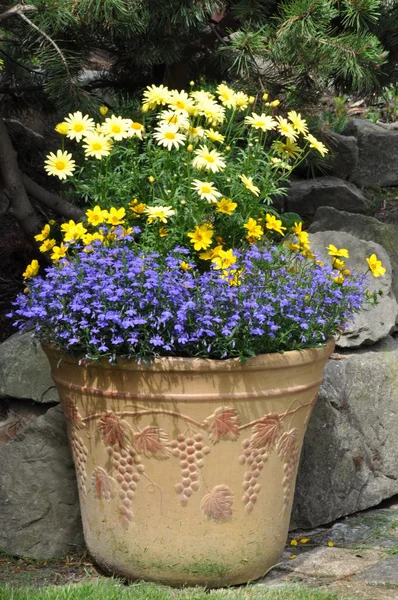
top-left (286, 177), bottom-right (368, 217)
top-left (309, 207), bottom-right (398, 300)
top-left (342, 119), bottom-right (398, 187)
top-left (292, 336), bottom-right (398, 529)
top-left (0, 404), bottom-right (84, 558)
top-left (0, 331), bottom-right (59, 403)
top-left (309, 231), bottom-right (398, 347)
top-left (321, 131), bottom-right (359, 180)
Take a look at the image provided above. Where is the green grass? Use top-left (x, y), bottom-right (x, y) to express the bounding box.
top-left (0, 580), bottom-right (359, 600)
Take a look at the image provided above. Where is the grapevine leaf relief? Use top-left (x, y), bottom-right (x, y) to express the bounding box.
top-left (201, 485), bottom-right (233, 522)
top-left (276, 428), bottom-right (300, 509)
top-left (92, 466), bottom-right (116, 501)
top-left (204, 407), bottom-right (241, 444)
top-left (63, 395), bottom-right (85, 429)
top-left (98, 411), bottom-right (131, 448)
top-left (249, 413), bottom-right (282, 450)
top-left (133, 426), bottom-right (170, 459)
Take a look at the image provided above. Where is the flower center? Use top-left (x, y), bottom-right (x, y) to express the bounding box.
top-left (201, 185), bottom-right (212, 194)
top-left (74, 124), bottom-right (84, 132)
top-left (112, 125), bottom-right (121, 133)
top-left (131, 122), bottom-right (142, 130)
top-left (56, 160), bottom-right (66, 170)
top-left (92, 142), bottom-right (102, 151)
top-left (204, 155), bottom-right (215, 163)
top-left (176, 101), bottom-right (185, 109)
top-left (165, 132), bottom-right (176, 140)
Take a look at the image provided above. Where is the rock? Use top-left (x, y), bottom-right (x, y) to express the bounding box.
top-left (379, 121), bottom-right (398, 132)
top-left (309, 206), bottom-right (398, 300)
top-left (285, 177), bottom-right (368, 217)
top-left (0, 331), bottom-right (59, 403)
top-left (0, 399), bottom-right (47, 448)
top-left (342, 119), bottom-right (398, 187)
top-left (284, 547), bottom-right (382, 577)
top-left (321, 131), bottom-right (359, 180)
top-left (0, 405), bottom-right (84, 559)
top-left (355, 556), bottom-right (398, 584)
top-left (309, 231), bottom-right (398, 347)
top-left (292, 336), bottom-right (398, 529)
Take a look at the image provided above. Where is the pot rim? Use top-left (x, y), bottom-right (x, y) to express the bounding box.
top-left (42, 338), bottom-right (335, 373)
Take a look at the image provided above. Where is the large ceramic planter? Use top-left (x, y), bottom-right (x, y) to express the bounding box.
top-left (44, 340), bottom-right (334, 587)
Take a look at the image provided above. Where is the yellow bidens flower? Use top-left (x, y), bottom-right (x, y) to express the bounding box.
top-left (51, 243), bottom-right (68, 263)
top-left (188, 224), bottom-right (214, 251)
top-left (39, 238), bottom-right (56, 253)
top-left (107, 207), bottom-right (126, 226)
top-left (191, 179), bottom-right (222, 203)
top-left (265, 214), bottom-right (286, 236)
top-left (159, 226), bottom-right (168, 237)
top-left (34, 224), bottom-right (51, 242)
top-left (192, 145), bottom-right (226, 173)
top-left (44, 150), bottom-right (76, 180)
top-left (199, 245), bottom-right (223, 260)
top-left (180, 261), bottom-right (192, 271)
top-left (333, 258), bottom-right (345, 271)
top-left (64, 111), bottom-right (95, 142)
top-left (61, 220), bottom-right (87, 243)
top-left (86, 205), bottom-right (109, 226)
top-left (144, 205), bottom-right (176, 224)
top-left (244, 218), bottom-right (263, 241)
top-left (211, 248), bottom-right (237, 270)
top-left (240, 174), bottom-right (260, 197)
top-left (102, 115), bottom-right (130, 141)
top-left (276, 116), bottom-right (298, 141)
top-left (216, 198), bottom-right (237, 215)
top-left (290, 539), bottom-right (298, 546)
top-left (99, 106), bottom-right (109, 116)
top-left (328, 541), bottom-right (335, 547)
top-left (83, 132), bottom-right (112, 159)
top-left (327, 244), bottom-right (349, 258)
top-left (153, 123), bottom-right (186, 151)
top-left (142, 84), bottom-right (171, 110)
top-left (305, 134), bottom-right (329, 157)
top-left (366, 253), bottom-right (386, 277)
top-left (129, 199), bottom-right (146, 217)
top-left (54, 122), bottom-right (69, 135)
top-left (148, 175), bottom-right (155, 183)
top-left (287, 111), bottom-right (308, 135)
top-left (245, 113), bottom-right (277, 132)
top-left (204, 128), bottom-right (225, 143)
top-left (23, 259), bottom-right (39, 279)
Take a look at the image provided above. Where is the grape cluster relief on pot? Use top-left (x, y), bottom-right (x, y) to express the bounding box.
top-left (62, 394), bottom-right (316, 527)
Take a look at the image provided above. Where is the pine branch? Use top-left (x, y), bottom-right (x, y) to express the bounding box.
top-left (0, 3), bottom-right (36, 23)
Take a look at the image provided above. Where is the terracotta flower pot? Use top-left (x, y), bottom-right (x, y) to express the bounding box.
top-left (43, 340), bottom-right (334, 587)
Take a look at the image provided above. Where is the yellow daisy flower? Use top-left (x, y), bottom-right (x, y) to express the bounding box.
top-left (305, 134), bottom-right (329, 156)
top-left (144, 206), bottom-right (176, 224)
top-left (82, 132), bottom-right (112, 159)
top-left (245, 113), bottom-right (277, 132)
top-left (44, 150), bottom-right (76, 180)
top-left (273, 138), bottom-right (302, 159)
top-left (234, 91), bottom-right (249, 110)
top-left (287, 111), bottom-right (309, 135)
top-left (191, 179), bottom-right (222, 203)
top-left (126, 121), bottom-right (145, 139)
top-left (192, 145), bottom-right (226, 173)
top-left (64, 111), bottom-right (95, 142)
top-left (153, 123), bottom-right (186, 150)
top-left (168, 90), bottom-right (195, 113)
top-left (240, 174), bottom-right (260, 196)
top-left (216, 83), bottom-right (237, 109)
top-left (142, 84), bottom-right (171, 110)
top-left (102, 115), bottom-right (130, 141)
top-left (159, 110), bottom-right (189, 130)
top-left (204, 128), bottom-right (225, 143)
top-left (276, 116), bottom-right (298, 141)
